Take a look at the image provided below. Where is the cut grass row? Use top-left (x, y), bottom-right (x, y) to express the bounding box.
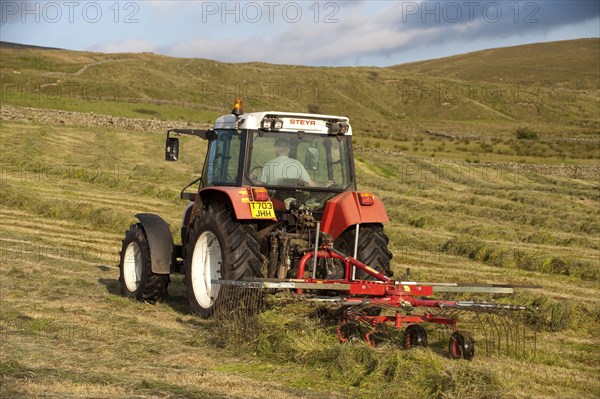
top-left (1, 118), bottom-right (598, 398)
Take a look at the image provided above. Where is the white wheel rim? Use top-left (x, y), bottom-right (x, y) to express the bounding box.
top-left (191, 231), bottom-right (222, 309)
top-left (123, 242), bottom-right (142, 292)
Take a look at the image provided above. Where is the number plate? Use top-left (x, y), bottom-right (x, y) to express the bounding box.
top-left (249, 201), bottom-right (275, 219)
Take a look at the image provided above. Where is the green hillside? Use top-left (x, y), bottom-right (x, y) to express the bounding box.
top-left (1, 39), bottom-right (599, 146)
top-left (1, 39), bottom-right (599, 399)
top-left (396, 39), bottom-right (600, 89)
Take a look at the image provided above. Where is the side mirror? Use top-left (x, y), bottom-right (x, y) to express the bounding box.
top-left (165, 137), bottom-right (179, 161)
top-left (304, 147), bottom-right (320, 171)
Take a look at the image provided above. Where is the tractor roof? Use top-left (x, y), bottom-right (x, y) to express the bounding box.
top-left (214, 112), bottom-right (352, 135)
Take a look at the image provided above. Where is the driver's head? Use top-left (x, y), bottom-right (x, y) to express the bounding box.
top-left (274, 137), bottom-right (291, 156)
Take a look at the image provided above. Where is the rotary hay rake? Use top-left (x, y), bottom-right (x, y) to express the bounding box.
top-left (212, 242), bottom-right (539, 360)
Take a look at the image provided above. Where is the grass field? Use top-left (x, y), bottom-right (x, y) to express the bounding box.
top-left (1, 40), bottom-right (599, 398)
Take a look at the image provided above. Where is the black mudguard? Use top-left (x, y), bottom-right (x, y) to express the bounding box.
top-left (135, 213), bottom-right (174, 274)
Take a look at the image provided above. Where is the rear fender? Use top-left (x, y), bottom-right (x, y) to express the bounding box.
top-left (320, 192), bottom-right (389, 240)
top-left (198, 187), bottom-right (277, 221)
top-left (135, 213), bottom-right (174, 274)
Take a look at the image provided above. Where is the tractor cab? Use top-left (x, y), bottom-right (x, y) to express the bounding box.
top-left (196, 110), bottom-right (356, 213)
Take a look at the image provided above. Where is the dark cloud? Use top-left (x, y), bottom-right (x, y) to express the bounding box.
top-left (383, 1), bottom-right (599, 40)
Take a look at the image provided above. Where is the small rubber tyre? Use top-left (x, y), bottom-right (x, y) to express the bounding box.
top-left (119, 224), bottom-right (169, 302)
top-left (403, 324), bottom-right (428, 349)
top-left (366, 330), bottom-right (390, 347)
top-left (338, 321), bottom-right (363, 343)
top-left (185, 204), bottom-right (262, 318)
top-left (449, 331), bottom-right (475, 360)
top-left (334, 223), bottom-right (393, 280)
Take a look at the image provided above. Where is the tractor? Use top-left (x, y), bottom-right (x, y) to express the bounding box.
top-left (118, 99), bottom-right (393, 317)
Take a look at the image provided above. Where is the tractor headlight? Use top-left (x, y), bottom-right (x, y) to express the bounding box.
top-left (261, 118), bottom-right (273, 130)
top-left (339, 122), bottom-right (350, 134)
top-left (328, 122), bottom-right (350, 135)
top-left (261, 117), bottom-right (284, 130)
top-left (273, 119), bottom-right (284, 129)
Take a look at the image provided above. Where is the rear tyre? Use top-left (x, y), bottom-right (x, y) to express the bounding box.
top-left (119, 224), bottom-right (169, 302)
top-left (334, 224), bottom-right (393, 280)
top-left (185, 204), bottom-right (262, 318)
top-left (449, 331), bottom-right (475, 360)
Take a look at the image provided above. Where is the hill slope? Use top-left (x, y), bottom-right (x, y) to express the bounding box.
top-left (395, 39), bottom-right (600, 89)
top-left (1, 39), bottom-right (599, 143)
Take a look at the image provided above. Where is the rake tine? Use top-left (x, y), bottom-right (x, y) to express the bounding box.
top-left (517, 312), bottom-right (525, 357)
top-left (487, 313), bottom-right (499, 354)
top-left (475, 312), bottom-right (489, 355)
top-left (507, 313), bottom-right (516, 356)
top-left (498, 313), bottom-right (511, 356)
top-left (514, 313), bottom-right (522, 357)
top-left (521, 315), bottom-right (527, 356)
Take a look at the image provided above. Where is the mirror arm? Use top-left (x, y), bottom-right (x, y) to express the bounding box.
top-left (180, 176), bottom-right (203, 200)
top-left (168, 129), bottom-right (215, 140)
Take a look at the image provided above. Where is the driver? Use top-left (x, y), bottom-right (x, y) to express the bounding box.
top-left (259, 137), bottom-right (312, 185)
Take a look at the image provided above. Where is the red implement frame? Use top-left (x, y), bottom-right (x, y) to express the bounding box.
top-left (296, 245), bottom-right (463, 343)
top-left (216, 243), bottom-right (536, 357)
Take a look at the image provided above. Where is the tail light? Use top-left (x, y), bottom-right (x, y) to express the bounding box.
top-left (252, 187), bottom-right (269, 201)
top-left (358, 192), bottom-right (374, 206)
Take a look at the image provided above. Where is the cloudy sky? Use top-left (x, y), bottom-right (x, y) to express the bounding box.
top-left (1, 0), bottom-right (599, 66)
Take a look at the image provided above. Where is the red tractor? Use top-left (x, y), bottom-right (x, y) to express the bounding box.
top-left (118, 100), bottom-right (392, 317)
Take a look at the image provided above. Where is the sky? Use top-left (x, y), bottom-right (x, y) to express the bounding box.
top-left (1, 0), bottom-right (599, 66)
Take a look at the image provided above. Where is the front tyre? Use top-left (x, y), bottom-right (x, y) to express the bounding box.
top-left (185, 205), bottom-right (262, 318)
top-left (119, 224), bottom-right (169, 302)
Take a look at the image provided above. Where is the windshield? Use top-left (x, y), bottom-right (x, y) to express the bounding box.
top-left (248, 131), bottom-right (352, 189)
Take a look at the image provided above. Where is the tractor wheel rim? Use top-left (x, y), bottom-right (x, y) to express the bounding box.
top-left (123, 242), bottom-right (142, 292)
top-left (191, 231), bottom-right (222, 309)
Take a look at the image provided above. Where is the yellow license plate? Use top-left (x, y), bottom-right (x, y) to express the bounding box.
top-left (250, 201), bottom-right (275, 219)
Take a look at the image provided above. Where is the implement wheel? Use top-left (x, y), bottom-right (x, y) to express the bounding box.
top-left (449, 331), bottom-right (475, 360)
top-left (338, 321), bottom-right (363, 343)
top-left (403, 324), bottom-right (428, 349)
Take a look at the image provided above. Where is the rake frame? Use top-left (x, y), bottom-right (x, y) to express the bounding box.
top-left (213, 243), bottom-right (540, 359)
